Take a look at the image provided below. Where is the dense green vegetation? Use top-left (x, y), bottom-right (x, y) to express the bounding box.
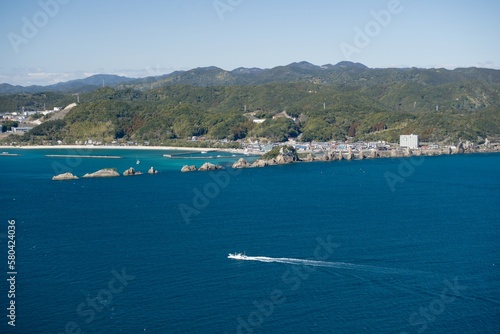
top-left (0, 92), bottom-right (75, 113)
top-left (2, 64), bottom-right (500, 145)
top-left (1, 120), bottom-right (18, 132)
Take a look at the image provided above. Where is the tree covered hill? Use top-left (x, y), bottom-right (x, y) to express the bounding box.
top-left (2, 63), bottom-right (499, 144)
top-left (0, 92), bottom-right (75, 113)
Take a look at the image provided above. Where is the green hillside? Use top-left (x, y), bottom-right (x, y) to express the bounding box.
top-left (0, 92), bottom-right (75, 113)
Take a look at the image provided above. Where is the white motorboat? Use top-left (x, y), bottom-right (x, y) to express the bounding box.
top-left (228, 252), bottom-right (247, 260)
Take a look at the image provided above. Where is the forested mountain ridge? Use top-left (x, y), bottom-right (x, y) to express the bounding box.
top-left (120, 61), bottom-right (500, 90)
top-left (2, 62), bottom-right (499, 94)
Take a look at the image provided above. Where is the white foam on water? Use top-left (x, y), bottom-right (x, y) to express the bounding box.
top-left (232, 255), bottom-right (425, 276)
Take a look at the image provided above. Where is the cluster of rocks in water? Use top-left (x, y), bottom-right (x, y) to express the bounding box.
top-left (52, 166), bottom-right (159, 180)
top-left (181, 162), bottom-right (225, 172)
top-left (181, 147), bottom-right (300, 171)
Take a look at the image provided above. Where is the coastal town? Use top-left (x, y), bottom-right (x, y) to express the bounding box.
top-left (2, 131), bottom-right (499, 179)
top-left (2, 120), bottom-right (498, 160)
top-left (1, 83), bottom-right (499, 176)
top-left (2, 109), bottom-right (499, 156)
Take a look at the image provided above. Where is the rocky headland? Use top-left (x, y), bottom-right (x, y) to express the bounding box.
top-left (231, 145), bottom-right (299, 169)
top-left (226, 141), bottom-right (500, 171)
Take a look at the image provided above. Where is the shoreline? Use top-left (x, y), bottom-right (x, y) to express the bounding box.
top-left (0, 144), bottom-right (259, 157)
top-left (0, 145), bottom-right (219, 152)
top-left (1, 144), bottom-right (499, 172)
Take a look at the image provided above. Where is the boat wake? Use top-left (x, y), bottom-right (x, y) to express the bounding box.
top-left (228, 253), bottom-right (425, 276)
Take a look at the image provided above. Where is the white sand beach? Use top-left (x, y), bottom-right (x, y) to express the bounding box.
top-left (0, 145), bottom-right (218, 152)
top-left (0, 145), bottom-right (259, 156)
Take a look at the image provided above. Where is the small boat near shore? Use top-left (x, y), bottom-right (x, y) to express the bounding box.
top-left (0, 152), bottom-right (19, 156)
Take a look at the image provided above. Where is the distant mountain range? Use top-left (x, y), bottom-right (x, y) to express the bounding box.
top-left (0, 74), bottom-right (136, 94)
top-left (1, 62), bottom-right (499, 94)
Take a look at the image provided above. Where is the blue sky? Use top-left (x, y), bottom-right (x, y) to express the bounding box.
top-left (1, 0), bottom-right (499, 85)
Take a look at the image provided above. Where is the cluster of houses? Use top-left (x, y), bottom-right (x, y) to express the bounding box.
top-left (2, 107), bottom-right (60, 122)
top-left (241, 134), bottom-right (423, 154)
top-left (72, 140), bottom-right (151, 147)
top-left (1, 107), bottom-right (62, 134)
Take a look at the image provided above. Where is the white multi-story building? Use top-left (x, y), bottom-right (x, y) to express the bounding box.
top-left (400, 134), bottom-right (419, 149)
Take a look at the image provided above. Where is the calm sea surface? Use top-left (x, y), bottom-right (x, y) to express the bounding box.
top-left (0, 149), bottom-right (499, 333)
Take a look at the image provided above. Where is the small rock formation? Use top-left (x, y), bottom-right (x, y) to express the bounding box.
top-left (256, 145), bottom-right (299, 167)
top-left (404, 147), bottom-right (413, 157)
top-left (83, 168), bottom-right (120, 178)
top-left (123, 167), bottom-right (143, 176)
top-left (52, 172), bottom-right (79, 181)
top-left (358, 150), bottom-right (364, 160)
top-left (337, 151), bottom-right (343, 161)
top-left (390, 149), bottom-right (403, 158)
top-left (148, 166), bottom-right (158, 174)
top-left (232, 158), bottom-right (251, 169)
top-left (181, 165), bottom-right (197, 172)
top-left (377, 150), bottom-right (390, 158)
top-left (252, 160), bottom-right (269, 168)
top-left (370, 149), bottom-right (378, 159)
top-left (346, 147), bottom-right (354, 160)
top-left (455, 142), bottom-right (465, 154)
top-left (325, 151), bottom-right (335, 161)
top-left (198, 162), bottom-right (225, 171)
top-left (275, 153), bottom-right (296, 164)
top-left (304, 153), bottom-right (315, 162)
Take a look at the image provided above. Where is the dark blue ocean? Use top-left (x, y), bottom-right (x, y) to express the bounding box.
top-left (0, 148), bottom-right (499, 334)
